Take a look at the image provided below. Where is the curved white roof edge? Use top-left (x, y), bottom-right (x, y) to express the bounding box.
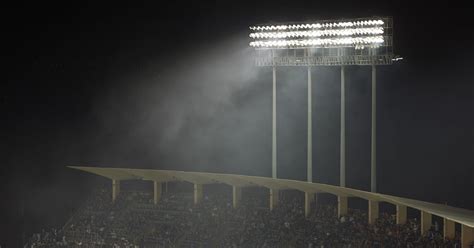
top-left (68, 165), bottom-right (474, 228)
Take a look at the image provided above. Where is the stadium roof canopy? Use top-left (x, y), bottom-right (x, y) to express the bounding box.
top-left (69, 166), bottom-right (474, 228)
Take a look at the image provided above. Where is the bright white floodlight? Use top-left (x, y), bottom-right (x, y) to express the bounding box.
top-left (250, 18), bottom-right (387, 49)
top-left (249, 17), bottom-right (394, 66)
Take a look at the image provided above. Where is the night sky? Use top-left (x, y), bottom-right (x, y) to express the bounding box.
top-left (2, 1), bottom-right (473, 247)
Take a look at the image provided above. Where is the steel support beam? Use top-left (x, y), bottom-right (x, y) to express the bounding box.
top-left (194, 184), bottom-right (203, 205)
top-left (368, 200), bottom-right (379, 224)
top-left (304, 192), bottom-right (314, 217)
top-left (462, 225), bottom-right (474, 248)
top-left (444, 218), bottom-right (455, 239)
top-left (112, 179), bottom-right (120, 203)
top-left (270, 189), bottom-right (279, 210)
top-left (232, 186), bottom-right (242, 208)
top-left (396, 205), bottom-right (407, 225)
top-left (421, 211), bottom-right (432, 235)
top-left (338, 196), bottom-right (348, 217)
top-left (153, 181), bottom-right (162, 205)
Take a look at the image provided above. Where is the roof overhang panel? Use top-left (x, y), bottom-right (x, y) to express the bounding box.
top-left (69, 166), bottom-right (138, 180)
top-left (120, 169), bottom-right (177, 182)
top-left (240, 176), bottom-right (290, 190)
top-left (165, 171), bottom-right (220, 185)
top-left (193, 172), bottom-right (256, 187)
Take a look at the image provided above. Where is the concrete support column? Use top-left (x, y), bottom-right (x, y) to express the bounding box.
top-left (153, 181), bottom-right (162, 205)
top-left (112, 179), bottom-right (120, 202)
top-left (368, 200), bottom-right (379, 224)
top-left (444, 218), bottom-right (455, 239)
top-left (421, 211), bottom-right (432, 235)
top-left (194, 184), bottom-right (203, 205)
top-left (304, 192), bottom-right (314, 217)
top-left (270, 189), bottom-right (279, 211)
top-left (396, 205), bottom-right (407, 225)
top-left (232, 186), bottom-right (242, 208)
top-left (462, 224), bottom-right (474, 248)
top-left (338, 196), bottom-right (348, 217)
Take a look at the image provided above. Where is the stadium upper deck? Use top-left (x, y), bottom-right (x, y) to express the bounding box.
top-left (70, 165), bottom-right (474, 248)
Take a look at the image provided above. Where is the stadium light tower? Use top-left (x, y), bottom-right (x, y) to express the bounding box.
top-left (249, 17), bottom-right (397, 192)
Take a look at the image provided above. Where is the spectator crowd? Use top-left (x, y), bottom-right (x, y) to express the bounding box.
top-left (25, 184), bottom-right (466, 247)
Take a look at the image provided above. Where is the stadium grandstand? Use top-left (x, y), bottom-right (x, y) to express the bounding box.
top-left (24, 166), bottom-right (474, 248)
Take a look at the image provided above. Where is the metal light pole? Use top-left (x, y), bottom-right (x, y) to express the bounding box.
top-left (371, 64), bottom-right (377, 192)
top-left (307, 66), bottom-right (312, 182)
top-left (249, 17), bottom-right (395, 189)
top-left (340, 65), bottom-right (346, 187)
top-left (272, 66), bottom-right (277, 179)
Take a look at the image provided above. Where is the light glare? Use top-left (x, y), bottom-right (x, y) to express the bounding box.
top-left (249, 36), bottom-right (384, 48)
